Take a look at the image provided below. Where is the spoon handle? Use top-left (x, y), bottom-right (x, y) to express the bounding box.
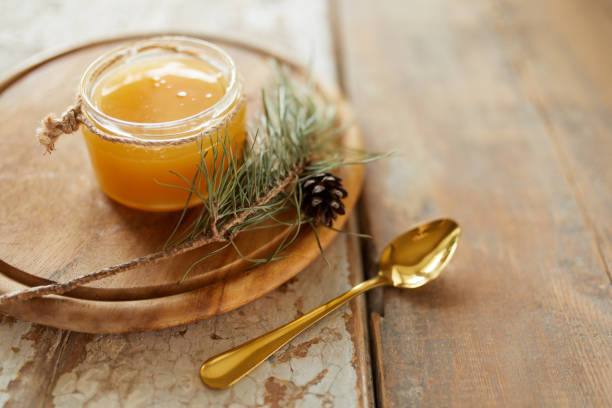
top-left (200, 275), bottom-right (387, 389)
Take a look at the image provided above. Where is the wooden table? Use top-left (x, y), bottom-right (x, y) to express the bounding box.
top-left (0, 0), bottom-right (610, 406)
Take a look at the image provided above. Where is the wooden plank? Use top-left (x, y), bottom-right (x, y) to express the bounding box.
top-left (0, 0), bottom-right (373, 406)
top-left (338, 0), bottom-right (612, 406)
top-left (489, 0), bottom-right (612, 277)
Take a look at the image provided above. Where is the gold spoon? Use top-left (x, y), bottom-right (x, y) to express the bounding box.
top-left (200, 218), bottom-right (461, 389)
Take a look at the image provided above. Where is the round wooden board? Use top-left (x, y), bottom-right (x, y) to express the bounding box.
top-left (0, 34), bottom-right (363, 333)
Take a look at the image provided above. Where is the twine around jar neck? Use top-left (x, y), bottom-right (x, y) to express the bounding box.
top-left (37, 37), bottom-right (243, 153)
top-left (36, 94), bottom-right (245, 154)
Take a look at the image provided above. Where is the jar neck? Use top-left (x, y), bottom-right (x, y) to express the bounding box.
top-left (79, 37), bottom-right (241, 141)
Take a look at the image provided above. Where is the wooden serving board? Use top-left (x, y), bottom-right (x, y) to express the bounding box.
top-left (0, 34), bottom-right (363, 333)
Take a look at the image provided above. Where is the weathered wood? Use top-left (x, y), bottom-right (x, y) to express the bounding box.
top-left (0, 0), bottom-right (373, 406)
top-left (490, 0), bottom-right (612, 278)
top-left (339, 0), bottom-right (612, 406)
top-left (1, 233), bottom-right (372, 407)
top-left (0, 317), bottom-right (68, 407)
top-left (45, 234), bottom-right (369, 407)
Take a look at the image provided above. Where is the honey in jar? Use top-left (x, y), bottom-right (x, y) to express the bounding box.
top-left (79, 37), bottom-right (245, 211)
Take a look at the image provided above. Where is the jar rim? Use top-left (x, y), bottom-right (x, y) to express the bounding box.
top-left (79, 36), bottom-right (241, 141)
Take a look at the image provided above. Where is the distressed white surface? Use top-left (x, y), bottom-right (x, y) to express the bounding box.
top-left (0, 319), bottom-right (38, 403)
top-left (49, 240), bottom-right (358, 407)
top-left (0, 1), bottom-right (370, 407)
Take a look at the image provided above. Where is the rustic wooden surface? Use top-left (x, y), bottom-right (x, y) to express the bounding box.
top-left (1, 0), bottom-right (611, 406)
top-left (337, 0), bottom-right (611, 406)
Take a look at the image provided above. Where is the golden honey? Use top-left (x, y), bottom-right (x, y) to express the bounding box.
top-left (80, 38), bottom-right (245, 211)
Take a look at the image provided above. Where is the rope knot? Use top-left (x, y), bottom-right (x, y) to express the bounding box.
top-left (36, 102), bottom-right (83, 154)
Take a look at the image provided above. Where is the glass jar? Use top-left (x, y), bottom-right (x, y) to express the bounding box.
top-left (79, 36), bottom-right (246, 211)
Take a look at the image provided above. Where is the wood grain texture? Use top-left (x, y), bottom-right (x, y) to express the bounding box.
top-left (338, 0), bottom-right (611, 406)
top-left (0, 0), bottom-right (373, 406)
top-left (491, 0), bottom-right (612, 279)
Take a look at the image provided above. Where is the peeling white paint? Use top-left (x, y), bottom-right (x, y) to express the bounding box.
top-left (45, 238), bottom-right (362, 407)
top-left (0, 319), bottom-right (38, 397)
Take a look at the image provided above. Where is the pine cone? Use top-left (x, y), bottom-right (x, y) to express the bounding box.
top-left (301, 172), bottom-right (348, 227)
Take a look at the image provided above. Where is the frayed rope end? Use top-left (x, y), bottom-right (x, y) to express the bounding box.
top-left (36, 102), bottom-right (83, 154)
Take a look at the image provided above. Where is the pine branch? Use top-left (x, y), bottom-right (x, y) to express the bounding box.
top-left (0, 163), bottom-right (303, 305)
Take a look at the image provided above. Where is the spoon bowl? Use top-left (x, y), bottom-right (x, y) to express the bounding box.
top-left (379, 218), bottom-right (460, 288)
